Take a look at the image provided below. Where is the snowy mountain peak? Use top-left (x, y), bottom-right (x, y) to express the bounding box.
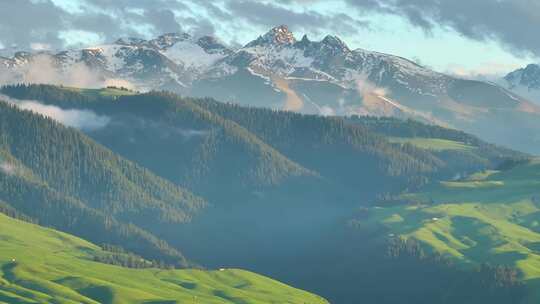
top-left (10, 51), bottom-right (35, 65)
top-left (14, 51), bottom-right (34, 58)
top-left (246, 25), bottom-right (296, 47)
top-left (113, 33), bottom-right (195, 50)
top-left (115, 37), bottom-right (147, 47)
top-left (321, 35), bottom-right (350, 52)
top-left (196, 36), bottom-right (231, 54)
top-left (295, 34), bottom-right (312, 49)
top-left (150, 33), bottom-right (192, 50)
top-left (505, 63), bottom-right (540, 90)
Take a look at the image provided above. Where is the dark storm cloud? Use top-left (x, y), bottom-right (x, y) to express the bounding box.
top-left (0, 0), bottom-right (366, 51)
top-left (2, 0), bottom-right (540, 58)
top-left (0, 0), bottom-right (215, 50)
top-left (345, 0), bottom-right (540, 57)
top-left (143, 8), bottom-right (184, 34)
top-left (228, 1), bottom-right (327, 28)
top-left (0, 0), bottom-right (66, 49)
top-left (76, 0), bottom-right (192, 39)
top-left (69, 12), bottom-right (122, 38)
top-left (227, 1), bottom-right (368, 37)
top-left (74, 0), bottom-right (231, 38)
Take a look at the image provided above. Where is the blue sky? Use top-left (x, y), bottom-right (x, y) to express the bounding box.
top-left (1, 0), bottom-right (537, 77)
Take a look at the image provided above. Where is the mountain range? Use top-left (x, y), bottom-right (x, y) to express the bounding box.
top-left (2, 25), bottom-right (540, 154)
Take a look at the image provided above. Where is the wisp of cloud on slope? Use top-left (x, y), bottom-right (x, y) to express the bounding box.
top-left (0, 94), bottom-right (110, 131)
top-left (0, 161), bottom-right (16, 175)
top-left (0, 54), bottom-right (135, 90)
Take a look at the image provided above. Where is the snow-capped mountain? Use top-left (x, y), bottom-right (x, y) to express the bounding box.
top-left (503, 64), bottom-right (540, 104)
top-left (505, 64), bottom-right (540, 90)
top-left (0, 32), bottom-right (233, 90)
top-left (222, 25), bottom-right (449, 92)
top-left (116, 33), bottom-right (232, 71)
top-left (2, 25), bottom-right (540, 153)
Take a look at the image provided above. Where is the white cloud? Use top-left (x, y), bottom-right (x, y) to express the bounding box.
top-left (30, 43), bottom-right (52, 51)
top-left (445, 62), bottom-right (523, 81)
top-left (319, 106), bottom-right (335, 116)
top-left (0, 94), bottom-right (110, 131)
top-left (0, 54), bottom-right (135, 90)
top-left (18, 101), bottom-right (110, 131)
top-left (0, 162), bottom-right (16, 175)
top-left (58, 30), bottom-right (104, 48)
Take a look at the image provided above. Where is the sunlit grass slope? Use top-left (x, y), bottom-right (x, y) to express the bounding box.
top-left (388, 137), bottom-right (475, 151)
top-left (0, 213), bottom-right (328, 304)
top-left (362, 158), bottom-right (540, 303)
top-left (63, 87), bottom-right (137, 98)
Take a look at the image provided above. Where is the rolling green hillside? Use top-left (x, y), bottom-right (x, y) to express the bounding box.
top-left (66, 87), bottom-right (138, 98)
top-left (387, 137), bottom-right (474, 152)
top-left (0, 213), bottom-right (328, 304)
top-left (360, 158), bottom-right (540, 303)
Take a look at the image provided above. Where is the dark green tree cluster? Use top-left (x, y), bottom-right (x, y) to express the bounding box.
top-left (496, 157), bottom-right (531, 171)
top-left (0, 101), bottom-right (204, 267)
top-left (2, 84), bottom-right (108, 107)
top-left (93, 244), bottom-right (177, 269)
top-left (69, 91), bottom-right (314, 199)
top-left (0, 200), bottom-right (36, 223)
top-left (384, 237), bottom-right (526, 304)
top-left (2, 84), bottom-right (519, 204)
top-left (0, 100), bottom-right (205, 221)
top-left (194, 97), bottom-right (512, 196)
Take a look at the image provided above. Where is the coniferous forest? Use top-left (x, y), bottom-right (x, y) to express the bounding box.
top-left (0, 84), bottom-right (531, 303)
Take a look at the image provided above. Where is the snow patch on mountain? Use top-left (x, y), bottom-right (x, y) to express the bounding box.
top-left (85, 45), bottom-right (125, 72)
top-left (163, 40), bottom-right (227, 70)
top-left (504, 64), bottom-right (540, 104)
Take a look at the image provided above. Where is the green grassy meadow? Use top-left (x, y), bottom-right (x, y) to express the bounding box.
top-left (388, 137), bottom-right (475, 151)
top-left (363, 159), bottom-right (540, 303)
top-left (62, 87), bottom-right (137, 98)
top-left (0, 213), bottom-right (328, 304)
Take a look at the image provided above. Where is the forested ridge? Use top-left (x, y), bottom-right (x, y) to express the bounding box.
top-left (0, 101), bottom-right (204, 266)
top-left (0, 84), bottom-right (530, 304)
top-left (3, 84), bottom-right (519, 201)
top-left (348, 115), bottom-right (523, 160)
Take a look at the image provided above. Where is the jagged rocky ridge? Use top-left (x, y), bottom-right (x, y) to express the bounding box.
top-left (505, 64), bottom-right (540, 90)
top-left (503, 63), bottom-right (540, 104)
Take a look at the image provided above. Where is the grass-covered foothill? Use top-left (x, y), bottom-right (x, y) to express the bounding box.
top-left (387, 137), bottom-right (475, 152)
top-left (362, 158), bottom-right (540, 303)
top-left (63, 86), bottom-right (138, 98)
top-left (0, 213), bottom-right (328, 304)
